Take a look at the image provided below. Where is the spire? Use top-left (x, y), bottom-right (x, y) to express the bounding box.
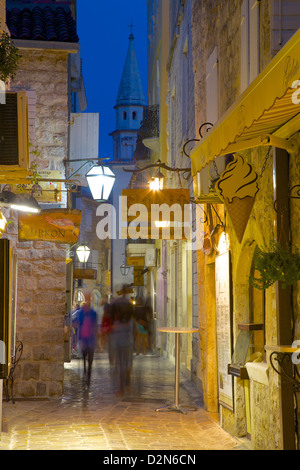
top-left (116, 29), bottom-right (146, 107)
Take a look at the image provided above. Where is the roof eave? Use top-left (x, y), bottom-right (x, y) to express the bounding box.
top-left (12, 39), bottom-right (79, 54)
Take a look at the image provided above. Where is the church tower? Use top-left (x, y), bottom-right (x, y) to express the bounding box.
top-left (110, 29), bottom-right (146, 162)
top-left (110, 29), bottom-right (146, 295)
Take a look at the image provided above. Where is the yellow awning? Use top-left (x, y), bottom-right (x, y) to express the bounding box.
top-left (190, 28), bottom-right (300, 176)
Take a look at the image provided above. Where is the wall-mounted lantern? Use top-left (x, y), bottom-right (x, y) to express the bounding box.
top-left (86, 163), bottom-right (116, 201)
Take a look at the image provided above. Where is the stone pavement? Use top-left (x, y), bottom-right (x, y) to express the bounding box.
top-left (0, 352), bottom-right (249, 451)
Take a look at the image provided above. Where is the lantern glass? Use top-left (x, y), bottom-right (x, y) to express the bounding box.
top-left (86, 165), bottom-right (116, 201)
top-left (76, 245), bottom-right (90, 263)
top-left (120, 263), bottom-right (130, 276)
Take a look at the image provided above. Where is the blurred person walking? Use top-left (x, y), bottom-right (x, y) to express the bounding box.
top-left (110, 286), bottom-right (134, 395)
top-left (134, 297), bottom-right (149, 355)
top-left (78, 291), bottom-right (98, 388)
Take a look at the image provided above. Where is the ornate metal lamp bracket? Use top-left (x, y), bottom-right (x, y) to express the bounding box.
top-left (274, 184), bottom-right (300, 213)
top-left (123, 160), bottom-right (191, 188)
top-left (183, 122), bottom-right (213, 158)
top-left (269, 351), bottom-right (300, 392)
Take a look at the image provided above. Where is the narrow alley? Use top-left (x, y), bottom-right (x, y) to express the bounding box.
top-left (0, 351), bottom-right (247, 451)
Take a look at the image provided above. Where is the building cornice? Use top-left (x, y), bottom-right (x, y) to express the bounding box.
top-left (12, 39), bottom-right (79, 54)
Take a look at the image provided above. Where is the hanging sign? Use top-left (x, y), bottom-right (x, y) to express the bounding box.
top-left (73, 268), bottom-right (97, 280)
top-left (133, 267), bottom-right (144, 286)
top-left (18, 209), bottom-right (82, 244)
top-left (122, 188), bottom-right (191, 240)
top-left (126, 256), bottom-right (144, 267)
top-left (216, 155), bottom-right (259, 243)
top-left (7, 170), bottom-right (64, 204)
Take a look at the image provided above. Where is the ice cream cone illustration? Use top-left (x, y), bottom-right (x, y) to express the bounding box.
top-left (216, 155), bottom-right (259, 243)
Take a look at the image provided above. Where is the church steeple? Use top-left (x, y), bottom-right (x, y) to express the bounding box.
top-left (116, 30), bottom-right (146, 107)
top-left (111, 29), bottom-right (146, 162)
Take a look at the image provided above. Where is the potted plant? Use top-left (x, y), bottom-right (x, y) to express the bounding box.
top-left (249, 240), bottom-right (300, 290)
top-left (0, 32), bottom-right (22, 83)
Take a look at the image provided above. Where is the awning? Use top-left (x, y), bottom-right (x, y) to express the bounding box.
top-left (190, 29), bottom-right (300, 178)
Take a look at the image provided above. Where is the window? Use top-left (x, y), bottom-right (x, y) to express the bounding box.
top-left (132, 111), bottom-right (136, 120)
top-left (123, 111), bottom-right (127, 120)
top-left (206, 46), bottom-right (219, 125)
top-left (205, 47), bottom-right (225, 182)
top-left (240, 0), bottom-right (260, 93)
top-left (271, 0), bottom-right (300, 53)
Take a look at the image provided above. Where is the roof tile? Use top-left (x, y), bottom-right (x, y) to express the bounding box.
top-left (7, 5), bottom-right (79, 42)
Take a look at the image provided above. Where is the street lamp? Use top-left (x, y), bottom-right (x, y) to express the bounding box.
top-left (76, 244), bottom-right (90, 263)
top-left (149, 167), bottom-right (165, 191)
top-left (0, 190), bottom-right (41, 213)
top-left (86, 163), bottom-right (116, 201)
top-left (120, 262), bottom-right (130, 276)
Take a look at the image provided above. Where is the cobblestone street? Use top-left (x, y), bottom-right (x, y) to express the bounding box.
top-left (0, 352), bottom-right (248, 451)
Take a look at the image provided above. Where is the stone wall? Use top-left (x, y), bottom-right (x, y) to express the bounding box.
top-left (190, 0), bottom-right (300, 449)
top-left (2, 208), bottom-right (66, 398)
top-left (165, 0), bottom-right (199, 383)
top-left (11, 48), bottom-right (69, 172)
top-left (0, 0), bottom-right (7, 33)
top-left (4, 47), bottom-right (70, 398)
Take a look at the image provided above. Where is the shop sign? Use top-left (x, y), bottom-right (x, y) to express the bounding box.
top-left (122, 189), bottom-right (191, 240)
top-left (7, 170), bottom-right (64, 204)
top-left (73, 268), bottom-right (97, 280)
top-left (18, 209), bottom-right (82, 244)
top-left (126, 256), bottom-right (144, 267)
top-left (133, 267), bottom-right (144, 286)
top-left (105, 270), bottom-right (111, 287)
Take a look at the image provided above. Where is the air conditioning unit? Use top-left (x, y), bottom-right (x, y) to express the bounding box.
top-left (0, 91), bottom-right (29, 169)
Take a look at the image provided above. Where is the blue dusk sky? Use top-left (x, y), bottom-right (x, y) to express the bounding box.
top-left (76, 0), bottom-right (148, 159)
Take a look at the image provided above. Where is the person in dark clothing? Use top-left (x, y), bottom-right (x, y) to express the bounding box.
top-left (110, 286), bottom-right (134, 395)
top-left (134, 297), bottom-right (149, 355)
top-left (78, 292), bottom-right (98, 388)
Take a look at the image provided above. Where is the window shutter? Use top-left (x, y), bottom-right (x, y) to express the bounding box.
top-left (206, 46), bottom-right (219, 125)
top-left (0, 92), bottom-right (29, 168)
top-left (206, 47), bottom-right (224, 182)
top-left (26, 90), bottom-right (36, 147)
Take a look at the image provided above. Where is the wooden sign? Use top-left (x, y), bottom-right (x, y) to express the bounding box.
top-left (126, 256), bottom-right (144, 267)
top-left (122, 188), bottom-right (191, 240)
top-left (73, 268), bottom-right (97, 280)
top-left (9, 170), bottom-right (64, 204)
top-left (133, 267), bottom-right (144, 286)
top-left (18, 209), bottom-right (82, 244)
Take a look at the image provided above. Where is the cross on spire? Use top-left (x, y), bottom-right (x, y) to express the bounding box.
top-left (129, 21), bottom-right (135, 39)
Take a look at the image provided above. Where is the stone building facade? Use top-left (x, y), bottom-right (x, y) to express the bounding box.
top-left (146, 0), bottom-right (200, 389)
top-left (190, 0), bottom-right (300, 450)
top-left (0, 0), bottom-right (7, 33)
top-left (147, 0), bottom-right (300, 450)
top-left (2, 2), bottom-right (80, 398)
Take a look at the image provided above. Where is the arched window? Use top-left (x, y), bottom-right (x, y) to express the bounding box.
top-left (132, 111), bottom-right (136, 120)
top-left (123, 111), bottom-right (127, 120)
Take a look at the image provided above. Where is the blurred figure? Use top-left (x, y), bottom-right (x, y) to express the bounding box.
top-left (110, 285), bottom-right (134, 396)
top-left (100, 296), bottom-right (112, 356)
top-left (78, 291), bottom-right (98, 387)
top-left (145, 297), bottom-right (154, 352)
top-left (71, 303), bottom-right (80, 357)
top-left (134, 297), bottom-right (149, 355)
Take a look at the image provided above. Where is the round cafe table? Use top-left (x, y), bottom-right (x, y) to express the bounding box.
top-left (156, 326), bottom-right (199, 414)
